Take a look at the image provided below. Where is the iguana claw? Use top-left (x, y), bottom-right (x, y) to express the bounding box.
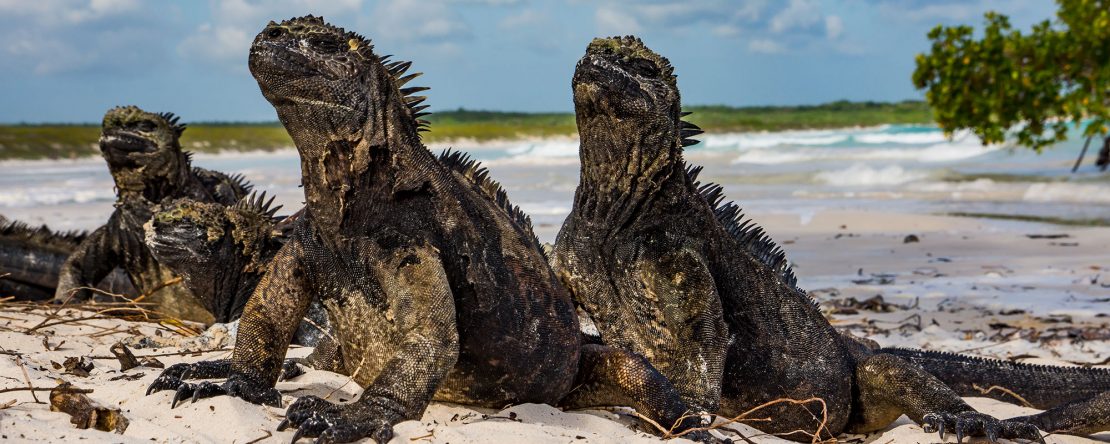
top-left (923, 411), bottom-right (1044, 443)
top-left (280, 395), bottom-right (394, 443)
top-left (171, 383), bottom-right (195, 408)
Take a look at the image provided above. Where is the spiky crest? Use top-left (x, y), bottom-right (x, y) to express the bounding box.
top-left (157, 112), bottom-right (187, 136)
top-left (0, 215), bottom-right (88, 250)
top-left (436, 149), bottom-right (545, 259)
top-left (233, 191), bottom-right (282, 220)
top-left (226, 172), bottom-right (255, 194)
top-left (883, 347), bottom-right (1110, 377)
top-left (679, 117), bottom-right (703, 148)
top-left (684, 165), bottom-right (808, 302)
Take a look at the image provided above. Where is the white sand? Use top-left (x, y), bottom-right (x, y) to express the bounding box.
top-left (1, 210), bottom-right (1108, 443)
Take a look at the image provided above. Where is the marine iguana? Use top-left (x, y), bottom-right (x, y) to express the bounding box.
top-left (0, 215), bottom-right (134, 300)
top-left (147, 16), bottom-right (707, 444)
top-left (144, 194), bottom-right (331, 347)
top-left (144, 193), bottom-right (285, 323)
top-left (53, 106), bottom-right (251, 323)
top-left (551, 36), bottom-right (1059, 443)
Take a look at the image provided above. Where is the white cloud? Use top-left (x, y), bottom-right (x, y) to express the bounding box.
top-left (500, 9), bottom-right (545, 29)
top-left (900, 3), bottom-right (976, 22)
top-left (596, 6), bottom-right (642, 34)
top-left (176, 0), bottom-right (365, 71)
top-left (0, 0), bottom-right (139, 25)
top-left (0, 0), bottom-right (156, 74)
top-left (748, 38), bottom-right (786, 54)
top-left (711, 24), bottom-right (742, 38)
top-left (770, 0), bottom-right (821, 33)
top-left (733, 0), bottom-right (769, 21)
top-left (448, 0), bottom-right (521, 4)
top-left (374, 0), bottom-right (472, 43)
top-left (825, 15), bottom-right (843, 39)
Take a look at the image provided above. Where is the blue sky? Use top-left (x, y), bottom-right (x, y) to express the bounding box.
top-left (0, 0), bottom-right (1056, 123)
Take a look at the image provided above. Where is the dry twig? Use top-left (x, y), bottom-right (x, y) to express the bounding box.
top-left (972, 383), bottom-right (1035, 408)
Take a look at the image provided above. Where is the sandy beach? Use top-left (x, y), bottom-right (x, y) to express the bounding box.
top-left (1, 207), bottom-right (1107, 443)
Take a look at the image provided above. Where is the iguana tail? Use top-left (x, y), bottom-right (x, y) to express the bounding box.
top-left (881, 347), bottom-right (1110, 409)
top-left (0, 216), bottom-right (134, 301)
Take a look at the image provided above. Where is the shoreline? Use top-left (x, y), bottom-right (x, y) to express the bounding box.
top-left (0, 123), bottom-right (932, 163)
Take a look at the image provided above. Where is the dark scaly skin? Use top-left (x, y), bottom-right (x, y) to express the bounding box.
top-left (144, 193), bottom-right (284, 323)
top-left (552, 36), bottom-right (1047, 443)
top-left (881, 347), bottom-right (1110, 436)
top-left (147, 17), bottom-right (705, 444)
top-left (144, 195), bottom-right (331, 347)
top-left (0, 215), bottom-right (134, 300)
top-left (53, 106), bottom-right (251, 323)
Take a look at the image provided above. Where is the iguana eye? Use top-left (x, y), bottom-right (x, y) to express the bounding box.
top-left (308, 36), bottom-right (340, 54)
top-left (266, 27), bottom-right (284, 39)
top-left (134, 120), bottom-right (156, 132)
top-left (628, 58), bottom-right (660, 78)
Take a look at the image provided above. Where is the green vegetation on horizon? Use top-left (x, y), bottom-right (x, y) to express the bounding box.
top-left (0, 100), bottom-right (932, 160)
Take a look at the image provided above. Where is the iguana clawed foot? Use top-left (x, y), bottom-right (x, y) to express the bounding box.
top-left (922, 412), bottom-right (1045, 443)
top-left (146, 360), bottom-right (282, 408)
top-left (278, 395), bottom-right (395, 444)
top-left (145, 359), bottom-right (231, 396)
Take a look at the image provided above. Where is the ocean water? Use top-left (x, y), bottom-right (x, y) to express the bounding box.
top-left (2, 124), bottom-right (1108, 239)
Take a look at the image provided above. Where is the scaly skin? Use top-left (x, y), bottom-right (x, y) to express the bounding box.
top-left (144, 194), bottom-right (330, 347)
top-left (144, 193), bottom-right (284, 323)
top-left (0, 215), bottom-right (134, 300)
top-left (53, 106), bottom-right (251, 323)
top-left (881, 347), bottom-right (1110, 436)
top-left (147, 17), bottom-right (707, 444)
top-left (552, 36), bottom-right (1051, 443)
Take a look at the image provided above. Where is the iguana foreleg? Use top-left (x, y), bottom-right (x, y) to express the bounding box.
top-left (279, 242), bottom-right (459, 444)
top-left (55, 226), bottom-right (120, 303)
top-left (148, 239), bottom-right (313, 407)
top-left (561, 344), bottom-right (711, 440)
top-left (851, 353), bottom-right (1044, 443)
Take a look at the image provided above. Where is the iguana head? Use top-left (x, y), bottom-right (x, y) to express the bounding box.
top-left (99, 106), bottom-right (191, 201)
top-left (144, 193), bottom-right (282, 321)
top-left (574, 36), bottom-right (679, 121)
top-left (571, 37), bottom-right (701, 207)
top-left (247, 15), bottom-right (429, 231)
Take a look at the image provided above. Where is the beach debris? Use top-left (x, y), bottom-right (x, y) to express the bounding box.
top-left (124, 320), bottom-right (234, 352)
top-left (825, 294), bottom-right (917, 315)
top-left (851, 273), bottom-right (896, 285)
top-left (107, 372), bottom-right (146, 381)
top-left (1025, 234), bottom-right (1070, 239)
top-left (53, 357), bottom-right (94, 377)
top-left (49, 382), bottom-right (128, 434)
top-left (110, 342), bottom-right (164, 371)
top-left (41, 337), bottom-right (65, 351)
top-left (903, 234), bottom-right (920, 243)
top-left (912, 267), bottom-right (942, 277)
top-left (807, 288), bottom-right (841, 299)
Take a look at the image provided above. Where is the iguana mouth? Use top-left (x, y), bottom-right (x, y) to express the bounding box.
top-left (249, 42), bottom-right (317, 77)
top-left (99, 130), bottom-right (156, 154)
